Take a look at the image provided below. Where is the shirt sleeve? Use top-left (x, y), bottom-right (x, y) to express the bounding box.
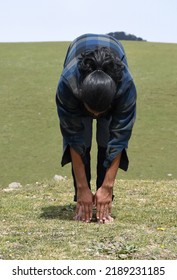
top-left (104, 79), bottom-right (137, 169)
top-left (56, 77), bottom-right (87, 162)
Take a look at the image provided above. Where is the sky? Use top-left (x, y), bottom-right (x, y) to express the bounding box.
top-left (0, 0), bottom-right (177, 43)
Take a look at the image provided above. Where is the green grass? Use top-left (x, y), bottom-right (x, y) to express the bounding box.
top-left (0, 42), bottom-right (69, 187)
top-left (126, 42), bottom-right (177, 180)
top-left (0, 41), bottom-right (177, 187)
top-left (1, 179), bottom-right (177, 259)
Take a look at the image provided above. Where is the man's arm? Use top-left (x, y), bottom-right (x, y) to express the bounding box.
top-left (70, 148), bottom-right (93, 222)
top-left (95, 79), bottom-right (136, 223)
top-left (104, 80), bottom-right (136, 170)
top-left (95, 152), bottom-right (122, 223)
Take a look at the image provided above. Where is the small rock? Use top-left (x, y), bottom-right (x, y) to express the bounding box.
top-left (8, 182), bottom-right (22, 189)
top-left (53, 175), bottom-right (66, 182)
top-left (3, 182), bottom-right (22, 192)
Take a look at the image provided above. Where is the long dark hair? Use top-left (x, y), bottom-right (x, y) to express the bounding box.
top-left (78, 47), bottom-right (124, 111)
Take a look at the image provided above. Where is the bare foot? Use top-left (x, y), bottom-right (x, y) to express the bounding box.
top-left (73, 205), bottom-right (91, 223)
top-left (104, 214), bottom-right (114, 223)
top-left (97, 216), bottom-right (114, 224)
top-left (97, 209), bottom-right (114, 224)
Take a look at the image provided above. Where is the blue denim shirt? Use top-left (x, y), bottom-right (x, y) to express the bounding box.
top-left (56, 34), bottom-right (137, 170)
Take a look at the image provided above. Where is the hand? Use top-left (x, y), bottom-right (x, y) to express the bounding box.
top-left (95, 185), bottom-right (113, 223)
top-left (75, 187), bottom-right (94, 222)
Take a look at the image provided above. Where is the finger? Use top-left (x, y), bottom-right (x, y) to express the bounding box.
top-left (78, 204), bottom-right (85, 222)
top-left (101, 204), bottom-right (108, 222)
top-left (84, 204), bottom-right (90, 222)
top-left (89, 203), bottom-right (93, 221)
top-left (98, 204), bottom-right (105, 222)
top-left (85, 203), bottom-right (93, 222)
top-left (96, 203), bottom-right (101, 221)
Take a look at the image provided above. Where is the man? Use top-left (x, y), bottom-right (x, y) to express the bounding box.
top-left (56, 33), bottom-right (136, 223)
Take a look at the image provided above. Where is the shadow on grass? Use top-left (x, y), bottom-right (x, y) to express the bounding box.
top-left (40, 204), bottom-right (76, 221)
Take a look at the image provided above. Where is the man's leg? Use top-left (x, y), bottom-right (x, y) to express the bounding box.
top-left (96, 146), bottom-right (107, 189)
top-left (96, 117), bottom-right (111, 190)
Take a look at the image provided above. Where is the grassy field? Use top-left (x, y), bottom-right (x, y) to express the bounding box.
top-left (0, 41), bottom-right (177, 187)
top-left (0, 41), bottom-right (177, 260)
top-left (1, 179), bottom-right (177, 260)
top-left (0, 42), bottom-right (68, 187)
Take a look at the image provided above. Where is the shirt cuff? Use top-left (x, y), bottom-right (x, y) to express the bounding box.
top-left (104, 148), bottom-right (129, 171)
